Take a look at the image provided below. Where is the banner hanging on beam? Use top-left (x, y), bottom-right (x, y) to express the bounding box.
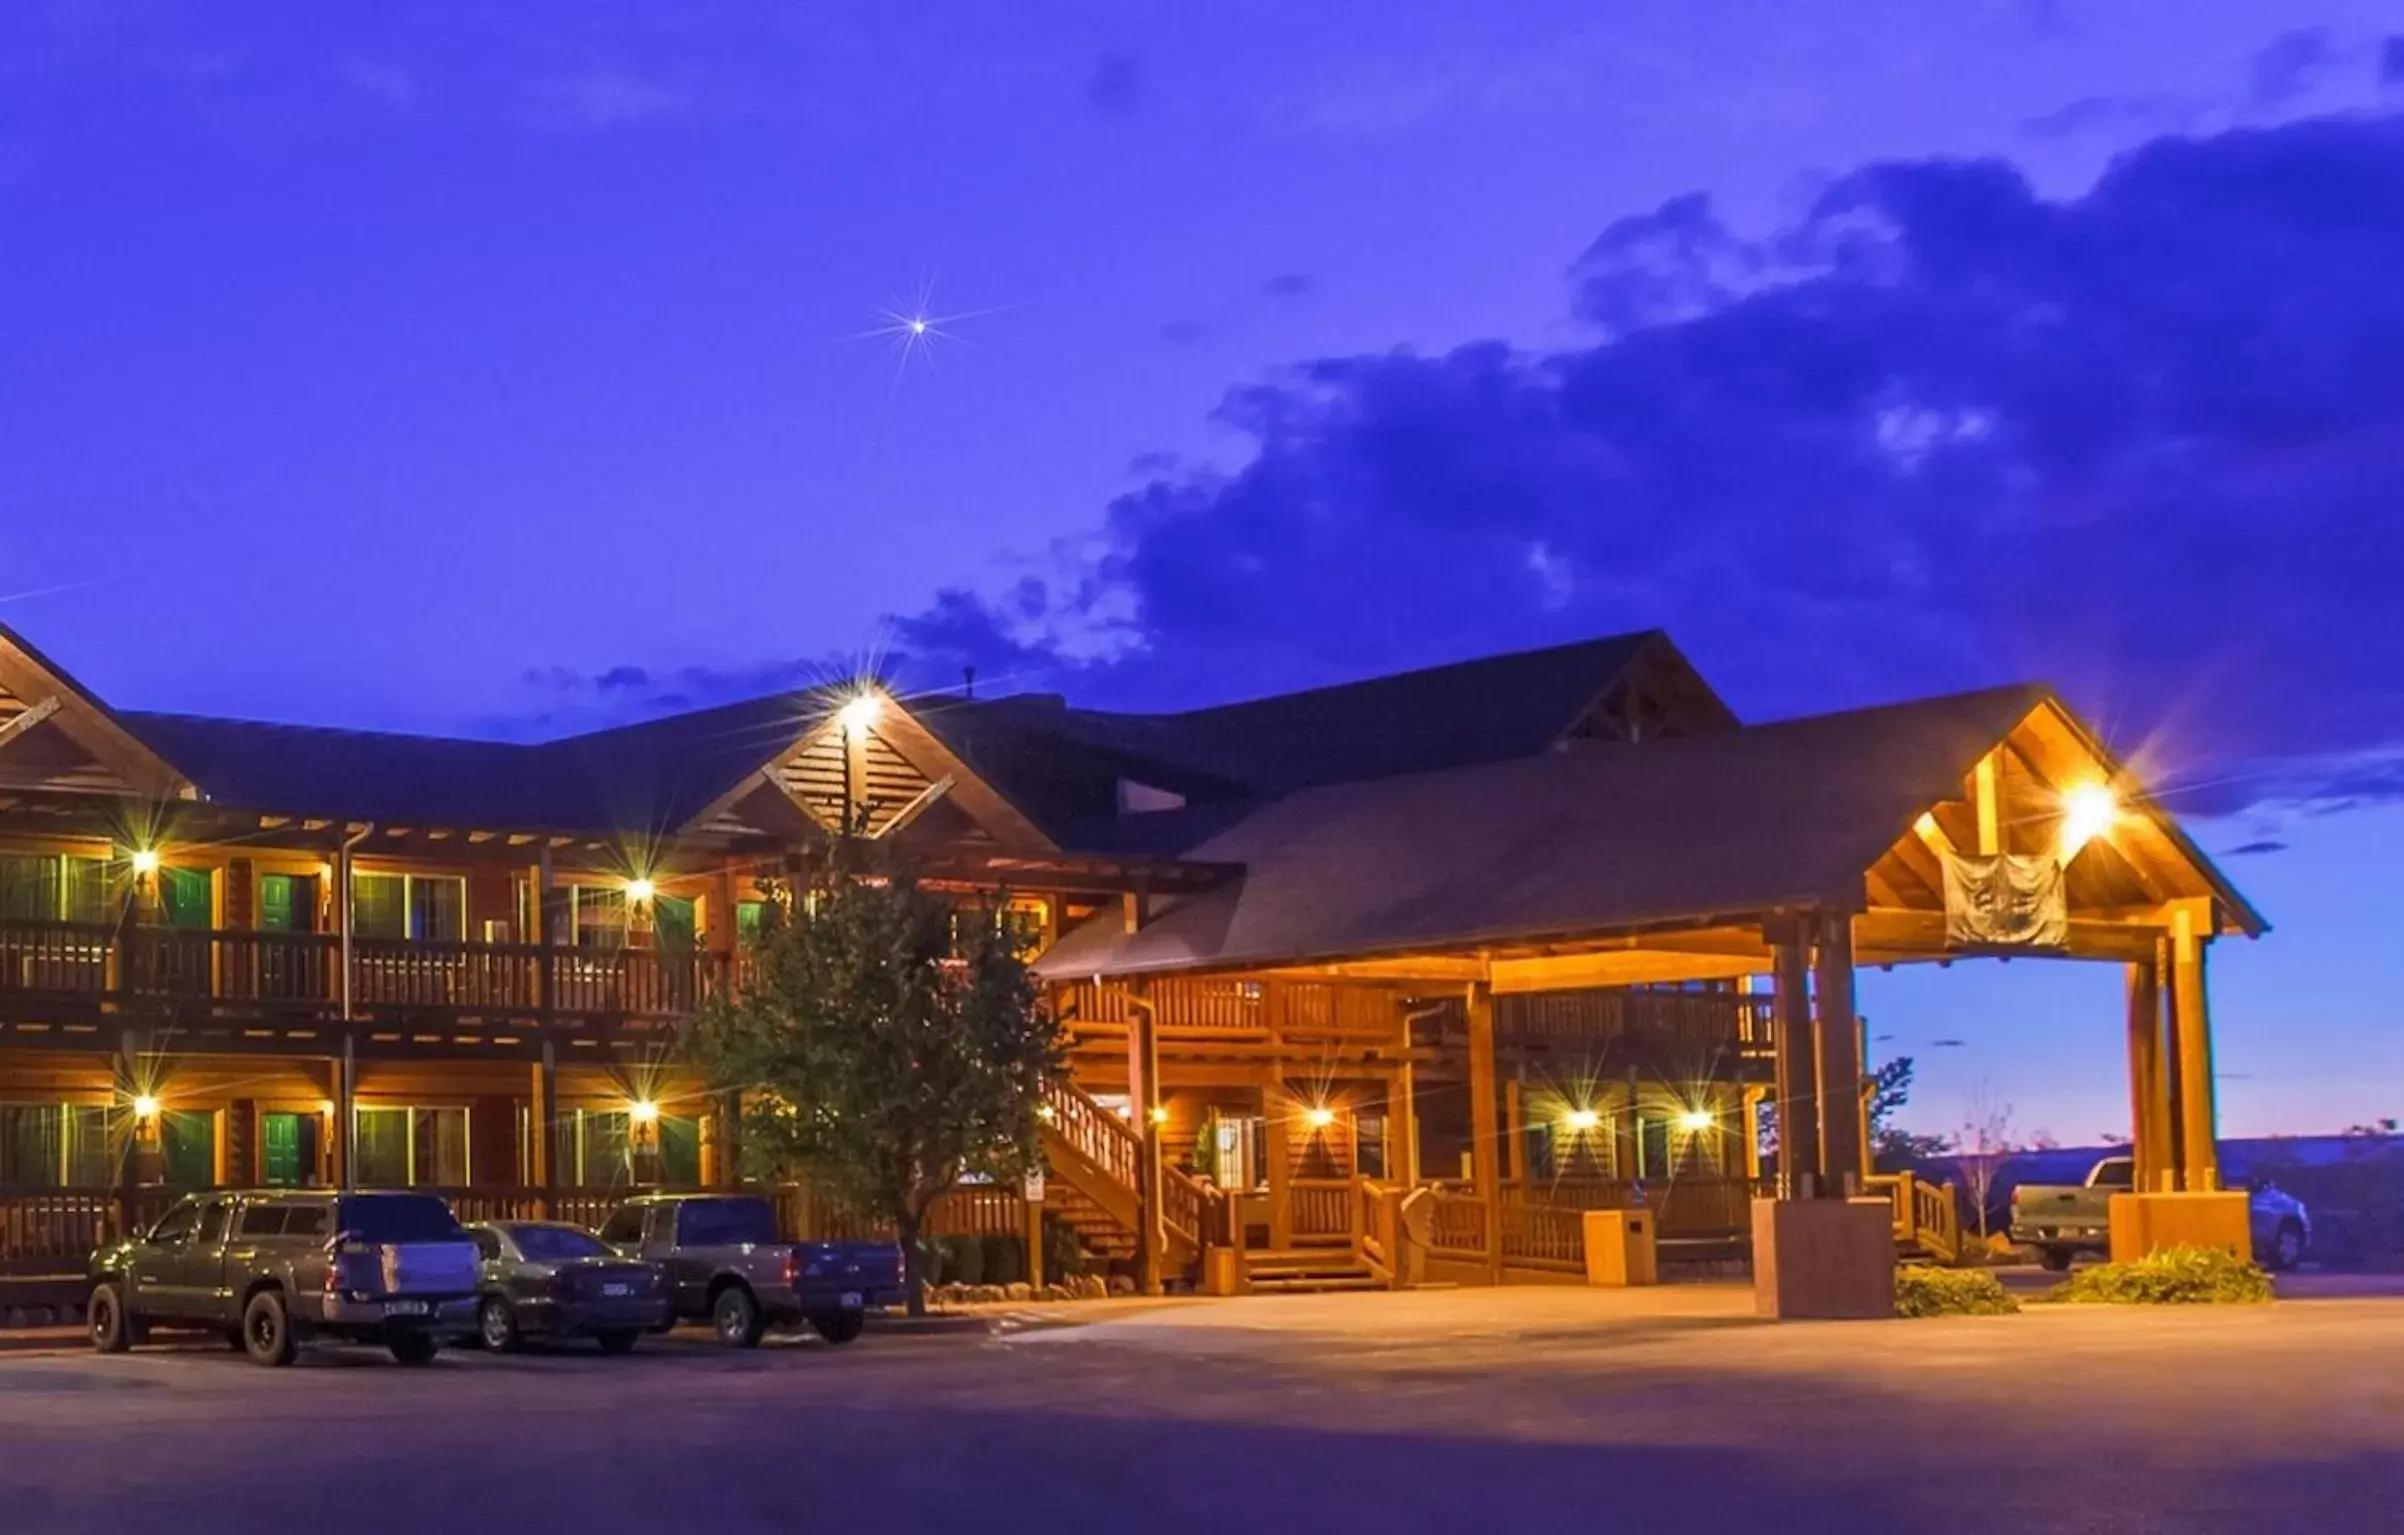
top-left (1939, 851), bottom-right (2069, 950)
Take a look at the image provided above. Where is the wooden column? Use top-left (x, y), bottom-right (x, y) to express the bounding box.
top-left (332, 1034), bottom-right (356, 1191)
top-left (1813, 910), bottom-right (1866, 1195)
top-left (530, 1040), bottom-right (558, 1213)
top-left (1504, 1075), bottom-right (1526, 1186)
top-left (1128, 981), bottom-right (1165, 1294)
top-left (2169, 908), bottom-right (2220, 1192)
top-left (1767, 921), bottom-right (1819, 1198)
top-left (1741, 1085), bottom-right (1769, 1180)
top-left (1465, 981), bottom-right (1503, 1282)
top-left (1264, 1080), bottom-right (1293, 1248)
top-left (2125, 942), bottom-right (2172, 1194)
top-left (1024, 1184), bottom-right (1047, 1291)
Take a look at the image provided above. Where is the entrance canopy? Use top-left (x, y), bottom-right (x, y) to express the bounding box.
top-left (1036, 683), bottom-right (2261, 990)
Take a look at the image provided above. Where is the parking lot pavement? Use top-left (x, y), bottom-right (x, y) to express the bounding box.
top-left (3, 1288), bottom-right (2401, 1535)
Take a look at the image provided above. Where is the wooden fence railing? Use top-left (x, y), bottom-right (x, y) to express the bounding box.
top-left (1498, 1190), bottom-right (1586, 1272)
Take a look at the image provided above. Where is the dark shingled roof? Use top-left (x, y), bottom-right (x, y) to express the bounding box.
top-left (1034, 685), bottom-right (2057, 979)
top-left (106, 633), bottom-right (1682, 844)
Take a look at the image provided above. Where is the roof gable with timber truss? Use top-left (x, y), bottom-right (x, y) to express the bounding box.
top-left (0, 623), bottom-right (190, 800)
top-left (1031, 683), bottom-right (2263, 987)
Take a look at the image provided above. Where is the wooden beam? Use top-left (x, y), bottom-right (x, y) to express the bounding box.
top-left (1856, 907), bottom-right (2164, 964)
top-left (1491, 950), bottom-right (1759, 992)
top-left (876, 774), bottom-right (956, 839)
top-left (2168, 906), bottom-right (2220, 1192)
top-left (0, 695), bottom-right (64, 753)
top-left (1768, 922), bottom-right (1818, 1198)
top-left (1974, 752), bottom-right (2001, 855)
top-left (1813, 911), bottom-right (1865, 1192)
top-left (1465, 981), bottom-right (1502, 1283)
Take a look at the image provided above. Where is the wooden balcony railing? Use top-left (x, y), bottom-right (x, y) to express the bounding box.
top-left (0, 917), bottom-right (729, 1027)
top-left (1038, 1074), bottom-right (1140, 1189)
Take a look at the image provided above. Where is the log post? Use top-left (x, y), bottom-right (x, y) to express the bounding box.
top-left (1466, 980), bottom-right (1503, 1282)
top-left (1128, 980), bottom-right (1165, 1294)
top-left (1813, 910), bottom-right (1866, 1195)
top-left (2169, 907), bottom-right (2220, 1191)
top-left (1766, 919), bottom-right (1819, 1198)
top-left (531, 1039), bottom-right (558, 1216)
top-left (2124, 943), bottom-right (2171, 1194)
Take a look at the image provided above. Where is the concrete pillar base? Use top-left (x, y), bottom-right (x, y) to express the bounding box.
top-left (1582, 1209), bottom-right (1659, 1287)
top-left (1751, 1197), bottom-right (1894, 1319)
top-left (2107, 1192), bottom-right (2252, 1264)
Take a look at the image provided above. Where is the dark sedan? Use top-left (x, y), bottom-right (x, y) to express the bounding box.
top-left (467, 1221), bottom-right (672, 1354)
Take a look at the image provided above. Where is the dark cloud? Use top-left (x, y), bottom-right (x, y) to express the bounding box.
top-left (2248, 28), bottom-right (2338, 109)
top-left (2222, 840), bottom-right (2289, 857)
top-left (1086, 50), bottom-right (1143, 117)
top-left (1260, 272), bottom-right (1316, 300)
top-left (2019, 93), bottom-right (2193, 142)
top-left (889, 113), bottom-right (2404, 819)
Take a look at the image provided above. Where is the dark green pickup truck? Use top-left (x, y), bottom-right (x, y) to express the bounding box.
top-left (88, 1190), bottom-right (483, 1366)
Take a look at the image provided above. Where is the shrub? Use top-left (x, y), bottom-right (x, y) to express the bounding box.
top-left (1894, 1265), bottom-right (2020, 1318)
top-left (1041, 1214), bottom-right (1089, 1278)
top-left (942, 1233), bottom-right (986, 1287)
top-left (985, 1234), bottom-right (1026, 1287)
top-left (2049, 1245), bottom-right (2274, 1305)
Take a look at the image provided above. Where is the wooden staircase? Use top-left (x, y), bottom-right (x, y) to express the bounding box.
top-left (1866, 1171), bottom-right (1963, 1264)
top-left (1036, 1076), bottom-right (1214, 1277)
top-left (1244, 1246), bottom-right (1385, 1293)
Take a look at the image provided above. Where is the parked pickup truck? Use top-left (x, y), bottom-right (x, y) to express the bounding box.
top-left (596, 1193), bottom-right (905, 1347)
top-left (88, 1190), bottom-right (482, 1366)
top-left (2010, 1155), bottom-right (2312, 1272)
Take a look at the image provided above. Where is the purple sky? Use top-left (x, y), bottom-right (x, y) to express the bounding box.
top-left (4, 2), bottom-right (2401, 1139)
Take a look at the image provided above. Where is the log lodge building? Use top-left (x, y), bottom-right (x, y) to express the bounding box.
top-left (0, 621), bottom-right (2260, 1296)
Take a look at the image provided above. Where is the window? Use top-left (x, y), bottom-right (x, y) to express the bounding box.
top-left (258, 874), bottom-right (318, 933)
top-left (350, 873), bottom-right (465, 942)
top-left (353, 1106), bottom-right (467, 1187)
top-left (734, 900), bottom-right (765, 947)
top-left (0, 1105), bottom-right (112, 1189)
top-left (261, 1111), bottom-right (321, 1187)
top-left (554, 1109), bottom-right (632, 1189)
top-left (1356, 1112), bottom-right (1388, 1180)
top-left (159, 867), bottom-right (213, 930)
top-left (147, 1198), bottom-right (203, 1245)
top-left (597, 1206), bottom-right (646, 1247)
top-left (571, 886), bottom-right (628, 950)
top-left (471, 1229), bottom-right (503, 1261)
top-left (194, 1198), bottom-right (235, 1244)
top-left (2093, 1159), bottom-right (2135, 1190)
top-left (282, 1203), bottom-right (328, 1239)
top-left (676, 1198), bottom-right (777, 1247)
top-left (1638, 1114), bottom-right (1673, 1181)
top-left (333, 1194), bottom-right (464, 1242)
top-left (0, 854), bottom-right (108, 923)
top-left (512, 1225), bottom-right (609, 1262)
top-left (238, 1204), bottom-right (288, 1238)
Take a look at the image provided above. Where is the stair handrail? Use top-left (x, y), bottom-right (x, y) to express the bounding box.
top-left (1039, 1075), bottom-right (1141, 1190)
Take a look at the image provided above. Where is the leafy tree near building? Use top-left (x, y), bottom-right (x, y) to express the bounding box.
top-left (691, 842), bottom-right (1063, 1316)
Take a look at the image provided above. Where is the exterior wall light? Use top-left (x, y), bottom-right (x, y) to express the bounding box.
top-left (627, 1100), bottom-right (661, 1126)
top-left (1304, 1106), bottom-right (1337, 1130)
top-left (625, 877), bottom-right (656, 904)
top-left (129, 849), bottom-right (161, 876)
top-left (1147, 1105), bottom-right (1170, 1126)
top-left (1563, 1108), bottom-right (1603, 1134)
top-left (1677, 1108), bottom-right (1717, 1134)
top-left (2060, 783), bottom-right (2118, 856)
top-left (836, 692), bottom-right (883, 741)
top-left (130, 1094), bottom-right (161, 1121)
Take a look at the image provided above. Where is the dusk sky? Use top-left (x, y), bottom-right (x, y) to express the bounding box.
top-left (4, 3), bottom-right (2401, 1140)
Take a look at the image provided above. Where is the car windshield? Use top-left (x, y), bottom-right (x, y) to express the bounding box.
top-left (677, 1199), bottom-right (778, 1246)
top-left (511, 1225), bottom-right (610, 1262)
top-left (337, 1195), bottom-right (466, 1243)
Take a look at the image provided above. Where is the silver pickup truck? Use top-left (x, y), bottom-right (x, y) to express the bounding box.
top-left (2010, 1155), bottom-right (2311, 1271)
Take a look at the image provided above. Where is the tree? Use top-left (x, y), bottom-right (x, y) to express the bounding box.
top-left (1953, 1088), bottom-right (2021, 1243)
top-left (1867, 1056), bottom-right (1952, 1167)
top-left (691, 843), bottom-right (1063, 1316)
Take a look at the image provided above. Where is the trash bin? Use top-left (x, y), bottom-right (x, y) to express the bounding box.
top-left (1583, 1208), bottom-right (1659, 1287)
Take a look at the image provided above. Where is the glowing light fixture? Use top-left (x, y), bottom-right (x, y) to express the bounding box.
top-left (836, 691), bottom-right (884, 740)
top-left (2060, 783), bottom-right (2118, 856)
top-left (1304, 1106), bottom-right (1336, 1130)
top-left (129, 848), bottom-right (160, 876)
top-left (1563, 1108), bottom-right (1602, 1134)
top-left (317, 1100), bottom-right (335, 1117)
top-left (1036, 1103), bottom-right (1058, 1124)
top-left (625, 877), bottom-right (656, 904)
top-left (130, 1094), bottom-right (160, 1121)
top-left (628, 1100), bottom-right (661, 1126)
top-left (1147, 1105), bottom-right (1170, 1126)
top-left (1677, 1108), bottom-right (1717, 1134)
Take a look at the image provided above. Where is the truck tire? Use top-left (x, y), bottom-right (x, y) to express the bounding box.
top-left (388, 1331), bottom-right (440, 1366)
top-left (810, 1311), bottom-right (865, 1345)
top-left (2265, 1222), bottom-right (2305, 1272)
top-left (2037, 1245), bottom-right (2076, 1272)
top-left (711, 1284), bottom-right (765, 1348)
top-left (243, 1290), bottom-right (298, 1367)
top-left (88, 1282), bottom-right (137, 1354)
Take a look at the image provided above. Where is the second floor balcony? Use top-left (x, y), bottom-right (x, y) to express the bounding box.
top-left (0, 916), bottom-right (738, 1036)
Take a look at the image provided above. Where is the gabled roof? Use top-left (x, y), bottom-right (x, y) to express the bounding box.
top-left (0, 621), bottom-right (191, 799)
top-left (1035, 683), bottom-right (2225, 980)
